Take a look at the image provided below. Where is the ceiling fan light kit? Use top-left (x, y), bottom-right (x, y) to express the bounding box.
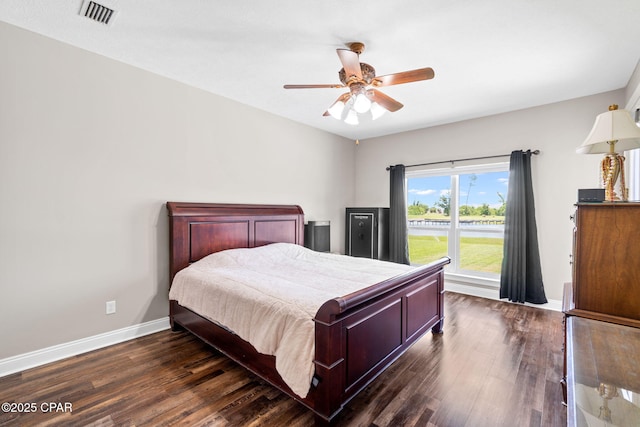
top-left (284, 42), bottom-right (434, 125)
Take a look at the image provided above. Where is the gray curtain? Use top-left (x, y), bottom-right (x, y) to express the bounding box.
top-left (389, 164), bottom-right (410, 264)
top-left (500, 150), bottom-right (547, 304)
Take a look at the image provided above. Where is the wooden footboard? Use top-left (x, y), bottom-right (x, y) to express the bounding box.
top-left (311, 257), bottom-right (449, 424)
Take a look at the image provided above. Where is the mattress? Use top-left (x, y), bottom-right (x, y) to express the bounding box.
top-left (168, 242), bottom-right (412, 398)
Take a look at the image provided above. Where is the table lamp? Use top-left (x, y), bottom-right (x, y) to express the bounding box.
top-left (577, 104), bottom-right (640, 201)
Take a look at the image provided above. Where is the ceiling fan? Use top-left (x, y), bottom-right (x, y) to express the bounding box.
top-left (283, 42), bottom-right (435, 124)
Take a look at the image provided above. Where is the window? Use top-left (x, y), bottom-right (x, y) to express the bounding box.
top-left (406, 163), bottom-right (509, 281)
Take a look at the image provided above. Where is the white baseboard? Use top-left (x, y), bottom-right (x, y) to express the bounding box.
top-left (0, 317), bottom-right (171, 378)
top-left (445, 282), bottom-right (563, 312)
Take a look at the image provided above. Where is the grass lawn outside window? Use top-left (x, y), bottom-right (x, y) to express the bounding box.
top-left (408, 234), bottom-right (504, 274)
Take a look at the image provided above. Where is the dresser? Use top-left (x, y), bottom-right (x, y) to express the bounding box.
top-left (564, 202), bottom-right (640, 328)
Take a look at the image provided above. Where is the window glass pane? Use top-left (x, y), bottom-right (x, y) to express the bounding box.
top-left (457, 171), bottom-right (507, 275)
top-left (458, 172), bottom-right (508, 224)
top-left (407, 175), bottom-right (451, 218)
top-left (407, 175), bottom-right (451, 265)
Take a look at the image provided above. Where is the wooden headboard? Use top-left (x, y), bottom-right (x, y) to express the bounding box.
top-left (166, 202), bottom-right (304, 280)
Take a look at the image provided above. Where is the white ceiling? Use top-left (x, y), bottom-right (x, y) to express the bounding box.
top-left (1, 0), bottom-right (640, 140)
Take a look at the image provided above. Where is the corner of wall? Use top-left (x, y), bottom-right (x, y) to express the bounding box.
top-left (625, 59), bottom-right (640, 110)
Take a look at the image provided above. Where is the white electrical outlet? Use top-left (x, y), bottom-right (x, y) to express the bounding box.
top-left (106, 300), bottom-right (116, 315)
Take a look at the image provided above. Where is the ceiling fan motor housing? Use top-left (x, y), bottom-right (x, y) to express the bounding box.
top-left (339, 63), bottom-right (376, 85)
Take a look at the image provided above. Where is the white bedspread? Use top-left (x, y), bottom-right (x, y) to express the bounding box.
top-left (168, 242), bottom-right (412, 398)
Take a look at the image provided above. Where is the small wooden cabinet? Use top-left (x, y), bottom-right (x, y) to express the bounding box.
top-left (565, 202), bottom-right (640, 328)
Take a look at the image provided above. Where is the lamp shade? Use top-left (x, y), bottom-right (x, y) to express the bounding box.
top-left (577, 106), bottom-right (640, 154)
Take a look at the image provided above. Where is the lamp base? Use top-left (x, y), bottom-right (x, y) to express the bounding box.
top-left (602, 153), bottom-right (627, 202)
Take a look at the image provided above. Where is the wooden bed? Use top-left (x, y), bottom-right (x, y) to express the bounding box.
top-left (167, 202), bottom-right (450, 425)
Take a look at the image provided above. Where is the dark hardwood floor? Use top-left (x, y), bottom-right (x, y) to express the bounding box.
top-left (0, 292), bottom-right (566, 426)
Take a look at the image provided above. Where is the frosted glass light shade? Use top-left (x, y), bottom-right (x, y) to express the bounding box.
top-left (370, 102), bottom-right (386, 120)
top-left (344, 109), bottom-right (359, 125)
top-left (353, 93), bottom-right (372, 114)
top-left (327, 101), bottom-right (345, 119)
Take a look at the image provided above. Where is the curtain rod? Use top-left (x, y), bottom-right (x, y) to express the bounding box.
top-left (386, 149), bottom-right (540, 171)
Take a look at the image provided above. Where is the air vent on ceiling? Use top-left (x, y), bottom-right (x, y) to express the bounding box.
top-left (80, 0), bottom-right (117, 26)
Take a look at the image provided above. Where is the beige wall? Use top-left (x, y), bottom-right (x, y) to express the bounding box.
top-left (0, 22), bottom-right (355, 358)
top-left (352, 91), bottom-right (627, 302)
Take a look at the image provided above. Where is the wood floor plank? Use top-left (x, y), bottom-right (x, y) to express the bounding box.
top-left (0, 292), bottom-right (566, 426)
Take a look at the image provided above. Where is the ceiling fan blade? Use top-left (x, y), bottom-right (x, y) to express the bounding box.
top-left (372, 67), bottom-right (435, 87)
top-left (283, 84), bottom-right (344, 89)
top-left (336, 48), bottom-right (362, 80)
top-left (366, 89), bottom-right (404, 112)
